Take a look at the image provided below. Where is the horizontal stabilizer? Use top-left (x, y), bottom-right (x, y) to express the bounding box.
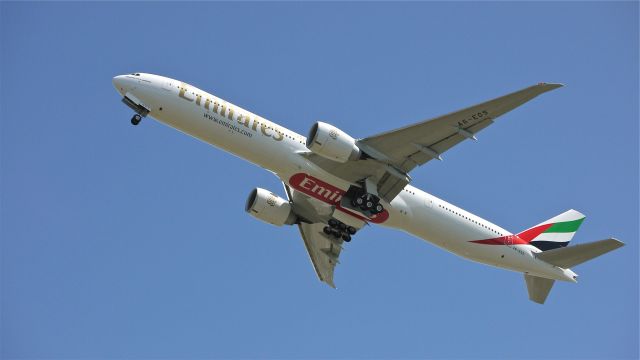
top-left (536, 238), bottom-right (624, 268)
top-left (524, 274), bottom-right (555, 304)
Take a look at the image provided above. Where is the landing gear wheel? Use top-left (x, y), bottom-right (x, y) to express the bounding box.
top-left (355, 197), bottom-right (364, 206)
top-left (366, 201), bottom-right (374, 209)
top-left (374, 204), bottom-right (384, 213)
top-left (326, 218), bottom-right (357, 242)
top-left (131, 114), bottom-right (142, 125)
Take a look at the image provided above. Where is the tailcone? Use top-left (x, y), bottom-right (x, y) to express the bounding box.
top-left (565, 269), bottom-right (579, 283)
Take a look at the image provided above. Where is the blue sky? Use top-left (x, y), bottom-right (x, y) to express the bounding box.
top-left (1, 2), bottom-right (637, 359)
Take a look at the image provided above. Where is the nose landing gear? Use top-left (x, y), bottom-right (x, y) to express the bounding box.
top-left (121, 95), bottom-right (149, 126)
top-left (131, 114), bottom-right (142, 126)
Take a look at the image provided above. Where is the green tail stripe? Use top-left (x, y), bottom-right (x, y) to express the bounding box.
top-left (544, 218), bottom-right (585, 233)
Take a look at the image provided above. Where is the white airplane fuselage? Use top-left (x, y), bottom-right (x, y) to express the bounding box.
top-left (113, 73), bottom-right (578, 283)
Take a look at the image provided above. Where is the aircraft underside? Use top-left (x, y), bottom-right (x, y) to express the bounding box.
top-left (112, 72), bottom-right (624, 304)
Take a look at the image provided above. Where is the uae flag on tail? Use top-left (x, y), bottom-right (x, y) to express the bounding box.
top-left (518, 209), bottom-right (586, 251)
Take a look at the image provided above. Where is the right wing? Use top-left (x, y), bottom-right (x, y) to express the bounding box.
top-left (304, 83), bottom-right (563, 202)
top-left (358, 83), bottom-right (564, 172)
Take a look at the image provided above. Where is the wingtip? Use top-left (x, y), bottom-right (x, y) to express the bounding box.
top-left (537, 82), bottom-right (565, 89)
top-left (321, 277), bottom-right (336, 289)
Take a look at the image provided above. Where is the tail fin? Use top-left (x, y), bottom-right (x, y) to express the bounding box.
top-left (536, 238), bottom-right (624, 268)
top-left (518, 209), bottom-right (585, 251)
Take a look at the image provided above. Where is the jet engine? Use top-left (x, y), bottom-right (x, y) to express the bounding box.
top-left (245, 188), bottom-right (296, 226)
top-left (306, 121), bottom-right (361, 163)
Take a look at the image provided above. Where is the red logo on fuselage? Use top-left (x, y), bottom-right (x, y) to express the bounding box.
top-left (288, 173), bottom-right (389, 224)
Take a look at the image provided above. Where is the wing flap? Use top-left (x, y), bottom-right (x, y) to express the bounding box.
top-left (401, 118), bottom-right (494, 170)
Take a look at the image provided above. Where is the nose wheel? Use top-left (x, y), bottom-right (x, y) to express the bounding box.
top-left (121, 96), bottom-right (149, 126)
top-left (131, 114), bottom-right (142, 126)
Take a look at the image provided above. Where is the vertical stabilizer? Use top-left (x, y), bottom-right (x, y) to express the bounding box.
top-left (518, 209), bottom-right (585, 251)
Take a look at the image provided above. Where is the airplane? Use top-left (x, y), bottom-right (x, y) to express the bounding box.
top-left (113, 73), bottom-right (624, 304)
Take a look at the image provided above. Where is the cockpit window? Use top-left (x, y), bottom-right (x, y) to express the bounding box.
top-left (130, 73), bottom-right (141, 76)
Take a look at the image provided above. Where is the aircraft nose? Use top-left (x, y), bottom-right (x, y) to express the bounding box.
top-left (113, 75), bottom-right (127, 95)
top-left (112, 75), bottom-right (136, 96)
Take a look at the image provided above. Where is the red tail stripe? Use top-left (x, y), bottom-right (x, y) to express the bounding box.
top-left (517, 223), bottom-right (553, 242)
top-left (470, 236), bottom-right (530, 246)
top-left (470, 223), bottom-right (554, 246)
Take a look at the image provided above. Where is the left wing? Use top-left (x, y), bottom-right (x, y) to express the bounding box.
top-left (283, 183), bottom-right (364, 288)
top-left (297, 222), bottom-right (343, 288)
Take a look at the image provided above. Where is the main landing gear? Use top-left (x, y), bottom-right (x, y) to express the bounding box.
top-left (131, 114), bottom-right (142, 126)
top-left (342, 179), bottom-right (385, 216)
top-left (351, 191), bottom-right (384, 214)
top-left (323, 218), bottom-right (357, 242)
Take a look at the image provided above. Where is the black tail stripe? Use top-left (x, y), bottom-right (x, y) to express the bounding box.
top-left (530, 240), bottom-right (570, 251)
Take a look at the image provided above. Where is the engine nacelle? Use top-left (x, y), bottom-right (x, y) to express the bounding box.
top-left (245, 188), bottom-right (296, 226)
top-left (306, 121), bottom-right (361, 163)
